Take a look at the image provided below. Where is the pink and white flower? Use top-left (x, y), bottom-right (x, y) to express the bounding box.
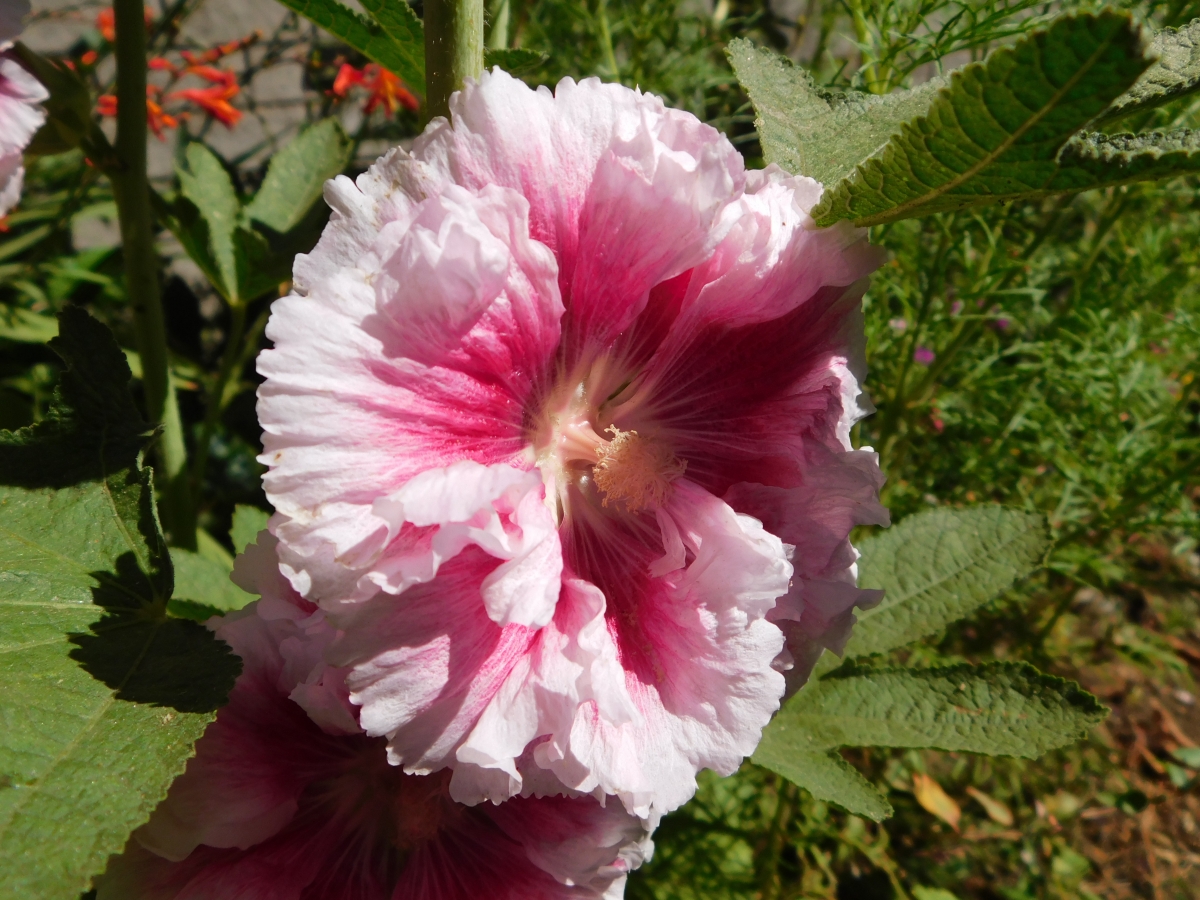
top-left (0, 0), bottom-right (47, 217)
top-left (96, 537), bottom-right (651, 900)
top-left (258, 70), bottom-right (887, 817)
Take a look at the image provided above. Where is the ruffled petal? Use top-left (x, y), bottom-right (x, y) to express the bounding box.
top-left (259, 177), bottom-right (562, 601)
top-left (394, 481), bottom-right (790, 817)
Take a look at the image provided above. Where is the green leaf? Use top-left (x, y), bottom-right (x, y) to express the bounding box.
top-left (754, 748), bottom-right (893, 821)
top-left (274, 0), bottom-right (425, 97)
top-left (246, 120), bottom-right (352, 234)
top-left (358, 0), bottom-right (425, 94)
top-left (1048, 129), bottom-right (1200, 192)
top-left (726, 38), bottom-right (945, 186)
top-left (175, 144), bottom-right (241, 301)
top-left (166, 598), bottom-right (225, 622)
top-left (810, 11), bottom-right (1151, 226)
top-left (0, 308), bottom-right (239, 899)
top-left (485, 47), bottom-right (549, 75)
top-left (230, 505), bottom-right (270, 555)
top-left (913, 889), bottom-right (962, 900)
top-left (1100, 18), bottom-right (1200, 124)
top-left (754, 661), bottom-right (1106, 818)
top-left (776, 662), bottom-right (1106, 757)
top-left (846, 506), bottom-right (1049, 660)
top-left (170, 549), bottom-right (254, 613)
top-left (0, 307), bottom-right (58, 344)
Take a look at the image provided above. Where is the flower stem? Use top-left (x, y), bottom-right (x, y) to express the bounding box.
top-left (188, 302), bottom-right (248, 506)
top-left (595, 0), bottom-right (619, 79)
top-left (111, 0), bottom-right (195, 549)
top-left (424, 0), bottom-right (485, 121)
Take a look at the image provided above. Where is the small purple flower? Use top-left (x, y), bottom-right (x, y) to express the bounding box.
top-left (992, 317), bottom-right (1011, 332)
top-left (913, 346), bottom-right (936, 366)
top-left (950, 300), bottom-right (963, 315)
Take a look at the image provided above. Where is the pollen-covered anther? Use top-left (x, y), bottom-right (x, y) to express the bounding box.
top-left (593, 426), bottom-right (687, 512)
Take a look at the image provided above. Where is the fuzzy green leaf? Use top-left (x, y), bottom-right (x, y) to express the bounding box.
top-left (358, 0), bottom-right (425, 95)
top-left (755, 661), bottom-right (1105, 818)
top-left (485, 47), bottom-right (549, 75)
top-left (0, 309), bottom-right (239, 899)
top-left (230, 505), bottom-right (270, 555)
top-left (246, 121), bottom-right (352, 234)
top-left (1100, 18), bottom-right (1200, 123)
top-left (774, 663), bottom-right (1106, 757)
top-left (274, 0), bottom-right (425, 96)
top-left (811, 11), bottom-right (1151, 226)
top-left (726, 38), bottom-right (945, 186)
top-left (170, 548), bottom-right (254, 613)
top-left (846, 506), bottom-right (1049, 659)
top-left (1048, 129), bottom-right (1200, 191)
top-left (754, 748), bottom-right (893, 821)
top-left (175, 144), bottom-right (241, 301)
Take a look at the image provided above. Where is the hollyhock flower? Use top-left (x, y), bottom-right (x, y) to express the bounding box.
top-left (1, 0), bottom-right (47, 217)
top-left (258, 71), bottom-right (887, 817)
top-left (95, 533), bottom-right (651, 900)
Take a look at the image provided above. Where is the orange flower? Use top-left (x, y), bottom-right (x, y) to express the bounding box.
top-left (329, 63), bottom-right (418, 117)
top-left (146, 97), bottom-right (179, 140)
top-left (96, 9), bottom-right (115, 42)
top-left (180, 32), bottom-right (260, 67)
top-left (95, 89), bottom-right (179, 141)
top-left (170, 66), bottom-right (242, 127)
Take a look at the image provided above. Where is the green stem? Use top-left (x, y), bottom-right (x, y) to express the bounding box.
top-left (424, 0), bottom-right (485, 121)
top-left (595, 0), bottom-right (620, 79)
top-left (111, 0), bottom-right (195, 549)
top-left (189, 302), bottom-right (248, 505)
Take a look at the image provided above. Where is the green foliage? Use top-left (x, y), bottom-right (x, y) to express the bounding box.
top-left (813, 11), bottom-right (1151, 225)
top-left (848, 506), bottom-right (1050, 659)
top-left (162, 124), bottom-right (351, 306)
top-left (733, 12), bottom-right (1200, 227)
top-left (0, 309), bottom-right (238, 899)
top-left (229, 504), bottom-right (270, 555)
top-left (170, 548), bottom-right (254, 613)
top-left (751, 506), bottom-right (1104, 821)
top-left (245, 120), bottom-right (354, 235)
top-left (752, 746), bottom-right (895, 821)
top-left (274, 0), bottom-right (425, 94)
top-left (727, 39), bottom-right (946, 186)
top-left (1099, 17), bottom-right (1200, 124)
top-left (763, 662), bottom-right (1105, 762)
top-left (757, 658), bottom-right (1110, 822)
top-left (485, 47), bottom-right (550, 74)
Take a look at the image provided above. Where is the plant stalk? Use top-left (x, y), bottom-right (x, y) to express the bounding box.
top-left (189, 303), bottom-right (248, 504)
top-left (424, 0), bottom-right (485, 121)
top-left (111, 0), bottom-right (195, 549)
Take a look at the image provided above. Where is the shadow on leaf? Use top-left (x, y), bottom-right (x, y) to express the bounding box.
top-left (69, 586), bottom-right (240, 714)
